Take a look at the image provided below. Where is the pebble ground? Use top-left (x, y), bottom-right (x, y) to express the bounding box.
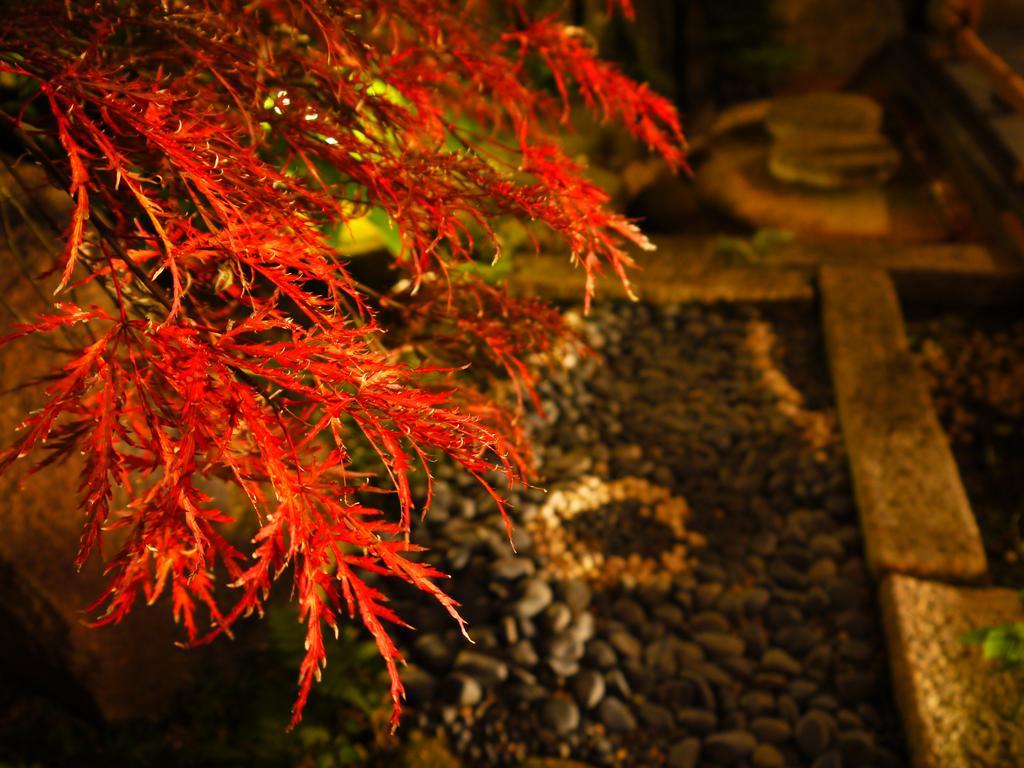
top-left (391, 301), bottom-right (905, 767)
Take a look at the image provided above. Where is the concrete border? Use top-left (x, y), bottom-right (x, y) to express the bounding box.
top-left (509, 237), bottom-right (814, 305)
top-left (510, 235), bottom-right (1024, 307)
top-left (820, 265), bottom-right (987, 581)
top-left (881, 574), bottom-right (1024, 768)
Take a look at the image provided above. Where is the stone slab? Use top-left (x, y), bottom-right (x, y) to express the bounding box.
top-left (512, 235), bottom-right (1023, 308)
top-left (510, 237), bottom-right (815, 305)
top-left (820, 266), bottom-right (987, 580)
top-left (881, 574), bottom-right (1024, 768)
top-left (764, 240), bottom-right (1011, 275)
top-left (768, 240), bottom-right (1024, 304)
top-left (649, 234), bottom-right (1016, 278)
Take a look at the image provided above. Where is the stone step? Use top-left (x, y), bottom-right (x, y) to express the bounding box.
top-left (509, 241), bottom-right (814, 305)
top-left (820, 266), bottom-right (987, 581)
top-left (647, 234), bottom-right (1018, 278)
top-left (881, 574), bottom-right (1024, 768)
top-left (694, 137), bottom-right (951, 242)
top-left (513, 237), bottom-right (1024, 307)
top-left (763, 239), bottom-right (1012, 275)
top-left (768, 239), bottom-right (1024, 304)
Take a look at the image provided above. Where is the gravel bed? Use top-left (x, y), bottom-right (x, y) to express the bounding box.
top-left (908, 309), bottom-right (1024, 587)
top-left (391, 301), bottom-right (904, 767)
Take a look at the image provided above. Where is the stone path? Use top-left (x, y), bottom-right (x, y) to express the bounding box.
top-left (819, 264), bottom-right (1024, 767)
top-left (510, 235), bottom-right (1021, 310)
top-left (393, 301), bottom-right (904, 767)
top-left (503, 235), bottom-right (1024, 768)
top-left (820, 266), bottom-right (986, 581)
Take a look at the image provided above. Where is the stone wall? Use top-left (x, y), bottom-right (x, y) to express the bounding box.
top-left (0, 164), bottom-right (193, 721)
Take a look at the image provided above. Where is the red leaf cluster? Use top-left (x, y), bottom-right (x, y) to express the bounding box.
top-left (0, 0), bottom-right (684, 727)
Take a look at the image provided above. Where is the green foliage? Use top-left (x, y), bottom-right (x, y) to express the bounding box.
top-left (701, 0), bottom-right (800, 99)
top-left (0, 600), bottom-right (390, 767)
top-left (963, 612), bottom-right (1024, 718)
top-left (713, 228), bottom-right (793, 265)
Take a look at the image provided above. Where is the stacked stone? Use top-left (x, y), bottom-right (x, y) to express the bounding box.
top-left (765, 93), bottom-right (902, 190)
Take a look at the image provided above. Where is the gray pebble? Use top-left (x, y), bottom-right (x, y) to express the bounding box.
top-left (439, 673), bottom-right (482, 707)
top-left (810, 693), bottom-right (840, 712)
top-left (597, 696), bottom-right (637, 732)
top-left (500, 615), bottom-right (518, 645)
top-left (570, 613), bottom-right (595, 646)
top-left (741, 587), bottom-right (772, 616)
top-left (653, 602), bottom-right (685, 627)
top-left (585, 639), bottom-right (617, 669)
top-left (401, 664), bottom-right (436, 704)
top-left (796, 709), bottom-right (836, 756)
top-left (413, 633), bottom-right (454, 671)
top-left (695, 632), bottom-right (745, 658)
top-left (613, 597), bottom-right (647, 628)
top-left (809, 533), bottom-right (843, 559)
top-left (740, 690), bottom-right (775, 716)
top-left (605, 668), bottom-right (632, 699)
top-left (508, 640), bottom-right (538, 668)
top-left (752, 744), bottom-right (786, 768)
top-left (762, 648), bottom-right (801, 676)
top-left (704, 730), bottom-right (757, 764)
top-left (692, 611), bottom-right (731, 633)
top-left (676, 707), bottom-right (717, 733)
top-left (838, 730), bottom-right (876, 765)
top-left (776, 625), bottom-right (819, 655)
top-left (741, 623), bottom-right (769, 657)
top-left (777, 693), bottom-right (800, 724)
top-left (609, 629), bottom-right (642, 659)
top-left (560, 579), bottom-right (592, 613)
top-left (675, 640), bottom-right (706, 664)
top-left (638, 701), bottom-right (674, 730)
top-left (751, 716), bottom-right (791, 743)
top-left (544, 630), bottom-right (583, 662)
top-left (667, 738), bottom-right (701, 768)
top-left (514, 579), bottom-right (553, 619)
top-left (491, 557), bottom-right (535, 581)
top-left (541, 697), bottom-right (580, 735)
top-left (542, 602), bottom-right (573, 633)
top-left (809, 558), bottom-right (838, 584)
top-left (570, 669), bottom-right (605, 709)
top-left (696, 582), bottom-right (724, 608)
top-left (811, 750), bottom-right (843, 768)
top-left (548, 657), bottom-right (580, 677)
top-left (454, 649), bottom-right (508, 686)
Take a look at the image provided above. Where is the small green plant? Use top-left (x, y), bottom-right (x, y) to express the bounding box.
top-left (713, 228), bottom-right (794, 265)
top-left (963, 612), bottom-right (1024, 719)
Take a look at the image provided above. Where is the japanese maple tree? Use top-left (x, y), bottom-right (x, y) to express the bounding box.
top-left (0, 0), bottom-right (685, 727)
